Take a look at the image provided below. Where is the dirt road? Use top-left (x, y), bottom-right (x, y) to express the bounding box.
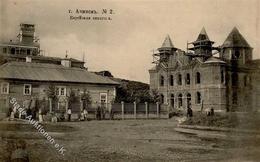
top-left (0, 119), bottom-right (260, 161)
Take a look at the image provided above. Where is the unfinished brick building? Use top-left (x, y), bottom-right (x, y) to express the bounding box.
top-left (149, 27), bottom-right (260, 112)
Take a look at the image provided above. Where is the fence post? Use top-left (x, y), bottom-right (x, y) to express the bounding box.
top-left (121, 101), bottom-right (124, 120)
top-left (65, 99), bottom-right (69, 112)
top-left (134, 101), bottom-right (137, 119)
top-left (145, 102), bottom-right (148, 119)
top-left (156, 102), bottom-right (159, 118)
top-left (49, 98), bottom-right (52, 113)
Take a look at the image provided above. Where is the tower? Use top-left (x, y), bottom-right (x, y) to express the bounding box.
top-left (19, 23), bottom-right (36, 44)
top-left (187, 27), bottom-right (215, 60)
top-left (220, 27), bottom-right (252, 66)
top-left (156, 35), bottom-right (177, 65)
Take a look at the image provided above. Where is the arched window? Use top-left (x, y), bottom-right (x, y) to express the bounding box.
top-left (160, 94), bottom-right (164, 104)
top-left (170, 75), bottom-right (174, 86)
top-left (221, 70), bottom-right (225, 83)
top-left (231, 73), bottom-right (238, 86)
top-left (196, 72), bottom-right (201, 84)
top-left (178, 74), bottom-right (182, 85)
top-left (187, 93), bottom-right (191, 108)
top-left (196, 92), bottom-right (201, 104)
top-left (170, 94), bottom-right (174, 108)
top-left (160, 75), bottom-right (164, 86)
top-left (178, 94), bottom-right (183, 108)
top-left (186, 73), bottom-right (190, 85)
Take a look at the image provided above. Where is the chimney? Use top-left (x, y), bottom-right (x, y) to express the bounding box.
top-left (61, 59), bottom-right (71, 67)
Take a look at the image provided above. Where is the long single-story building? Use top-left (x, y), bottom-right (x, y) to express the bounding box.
top-left (0, 61), bottom-right (119, 116)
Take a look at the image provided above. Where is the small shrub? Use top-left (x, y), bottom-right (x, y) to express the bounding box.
top-left (169, 109), bottom-right (185, 118)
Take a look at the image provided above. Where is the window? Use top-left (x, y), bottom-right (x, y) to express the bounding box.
top-left (234, 50), bottom-right (240, 59)
top-left (160, 75), bottom-right (164, 86)
top-left (60, 87), bottom-right (65, 96)
top-left (11, 48), bottom-right (15, 54)
top-left (1, 82), bottom-right (9, 94)
top-left (24, 84), bottom-right (32, 95)
top-left (27, 49), bottom-right (31, 55)
top-left (196, 72), bottom-right (201, 84)
top-left (170, 94), bottom-right (174, 108)
top-left (178, 94), bottom-right (182, 108)
top-left (160, 94), bottom-right (164, 104)
top-left (187, 93), bottom-right (191, 108)
top-left (178, 74), bottom-right (182, 85)
top-left (186, 73), bottom-right (190, 85)
top-left (100, 93), bottom-right (107, 103)
top-left (170, 75), bottom-right (174, 86)
top-left (196, 92), bottom-right (201, 104)
top-left (3, 48), bottom-right (7, 53)
top-left (56, 86), bottom-right (66, 96)
top-left (221, 70), bottom-right (225, 83)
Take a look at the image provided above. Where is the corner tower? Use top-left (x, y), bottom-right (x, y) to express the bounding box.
top-left (220, 27), bottom-right (252, 66)
top-left (157, 35), bottom-right (177, 63)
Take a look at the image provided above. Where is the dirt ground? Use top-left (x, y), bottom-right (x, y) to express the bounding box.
top-left (0, 119), bottom-right (260, 162)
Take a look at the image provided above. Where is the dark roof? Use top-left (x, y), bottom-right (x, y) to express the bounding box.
top-left (161, 35), bottom-right (174, 48)
top-left (196, 27), bottom-right (210, 42)
top-left (0, 62), bottom-right (119, 85)
top-left (222, 27), bottom-right (251, 48)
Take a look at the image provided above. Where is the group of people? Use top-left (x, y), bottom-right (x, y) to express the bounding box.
top-left (8, 98), bottom-right (45, 123)
top-left (67, 108), bottom-right (88, 121)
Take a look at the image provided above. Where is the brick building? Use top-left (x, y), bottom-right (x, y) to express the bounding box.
top-left (149, 27), bottom-right (260, 112)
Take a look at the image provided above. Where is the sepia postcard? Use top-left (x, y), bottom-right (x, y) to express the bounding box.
top-left (0, 0), bottom-right (260, 161)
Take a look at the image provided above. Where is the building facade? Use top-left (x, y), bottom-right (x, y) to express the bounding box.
top-left (0, 23), bottom-right (118, 116)
top-left (149, 27), bottom-right (260, 112)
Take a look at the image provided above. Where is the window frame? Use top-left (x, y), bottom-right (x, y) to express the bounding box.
top-left (186, 73), bottom-right (190, 85)
top-left (178, 94), bottom-right (183, 108)
top-left (56, 86), bottom-right (67, 96)
top-left (160, 75), bottom-right (164, 87)
top-left (3, 48), bottom-right (7, 53)
top-left (170, 75), bottom-right (174, 86)
top-left (24, 84), bottom-right (32, 95)
top-left (1, 82), bottom-right (9, 94)
top-left (196, 72), bottom-right (201, 84)
top-left (160, 94), bottom-right (164, 104)
top-left (100, 93), bottom-right (108, 103)
top-left (178, 74), bottom-right (182, 85)
top-left (196, 92), bottom-right (201, 104)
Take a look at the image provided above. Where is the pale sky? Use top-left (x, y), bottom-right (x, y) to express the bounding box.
top-left (1, 0), bottom-right (259, 83)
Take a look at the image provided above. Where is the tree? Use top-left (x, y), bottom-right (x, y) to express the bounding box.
top-left (0, 55), bottom-right (6, 65)
top-left (46, 85), bottom-right (57, 100)
top-left (81, 89), bottom-right (92, 109)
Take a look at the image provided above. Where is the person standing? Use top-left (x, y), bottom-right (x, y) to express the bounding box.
top-left (83, 109), bottom-right (88, 121)
top-left (67, 108), bottom-right (72, 121)
top-left (96, 106), bottom-right (101, 120)
top-left (38, 108), bottom-right (43, 123)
